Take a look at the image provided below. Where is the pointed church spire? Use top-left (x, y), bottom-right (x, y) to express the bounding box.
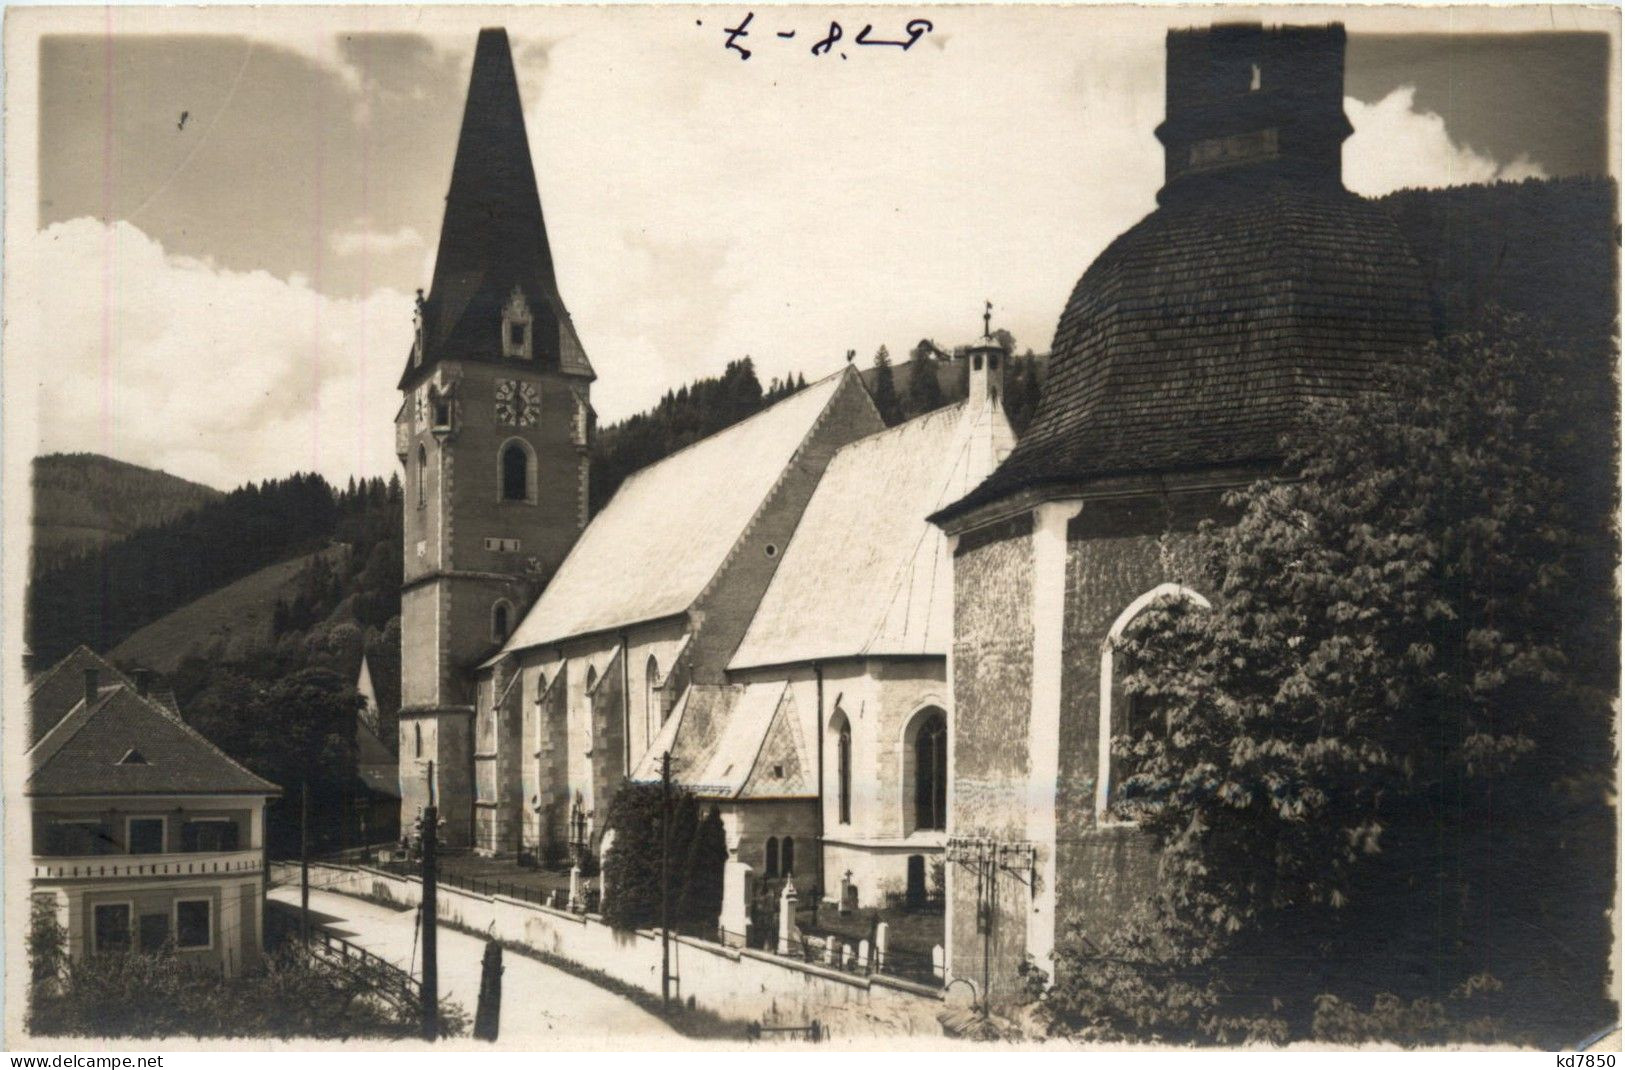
top-left (401, 27), bottom-right (593, 389)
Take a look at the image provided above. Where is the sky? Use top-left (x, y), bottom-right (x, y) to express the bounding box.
top-left (17, 5), bottom-right (1617, 490)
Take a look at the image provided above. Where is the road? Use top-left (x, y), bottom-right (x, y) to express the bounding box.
top-left (269, 884), bottom-right (686, 1046)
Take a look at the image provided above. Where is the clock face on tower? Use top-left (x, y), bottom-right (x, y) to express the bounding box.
top-left (495, 378), bottom-right (541, 426)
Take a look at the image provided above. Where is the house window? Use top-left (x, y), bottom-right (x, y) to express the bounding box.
top-left (501, 442), bottom-right (531, 502)
top-left (836, 716), bottom-right (852, 825)
top-left (782, 836), bottom-right (795, 876)
top-left (908, 708), bottom-right (947, 832)
top-left (175, 899), bottom-right (212, 950)
top-left (45, 820), bottom-right (112, 856)
top-left (181, 819), bottom-right (239, 853)
top-left (765, 837), bottom-right (780, 879)
top-left (126, 817), bottom-right (165, 855)
top-left (93, 903), bottom-right (131, 953)
top-left (1098, 583), bottom-right (1212, 819)
top-left (417, 445), bottom-right (428, 508)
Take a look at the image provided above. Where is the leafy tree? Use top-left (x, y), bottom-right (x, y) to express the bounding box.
top-left (870, 345), bottom-right (902, 425)
top-left (1036, 313), bottom-right (1616, 1045)
top-left (905, 355), bottom-right (946, 418)
top-left (1007, 356), bottom-right (1045, 435)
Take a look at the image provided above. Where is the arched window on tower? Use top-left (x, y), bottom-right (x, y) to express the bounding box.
top-left (782, 836), bottom-right (795, 876)
top-left (1098, 583), bottom-right (1212, 820)
top-left (835, 713), bottom-right (852, 825)
top-left (765, 837), bottom-right (780, 879)
top-left (904, 707), bottom-right (947, 832)
top-left (416, 445), bottom-right (428, 508)
top-left (492, 600), bottom-right (512, 643)
top-left (500, 440), bottom-right (532, 503)
top-left (414, 722), bottom-right (423, 758)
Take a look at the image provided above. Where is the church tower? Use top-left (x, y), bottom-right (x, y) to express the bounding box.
top-left (396, 27), bottom-right (595, 847)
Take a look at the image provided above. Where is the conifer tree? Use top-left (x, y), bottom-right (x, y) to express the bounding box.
top-left (870, 345), bottom-right (902, 425)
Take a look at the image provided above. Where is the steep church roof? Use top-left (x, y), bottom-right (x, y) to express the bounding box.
top-left (497, 367), bottom-right (878, 654)
top-left (400, 27), bottom-right (592, 390)
top-left (936, 23), bottom-right (1433, 522)
top-left (730, 397), bottom-right (1011, 669)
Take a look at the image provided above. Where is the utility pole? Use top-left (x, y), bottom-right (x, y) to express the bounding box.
top-left (421, 761), bottom-right (439, 1041)
top-left (300, 781), bottom-right (310, 942)
top-left (659, 749), bottom-right (672, 1009)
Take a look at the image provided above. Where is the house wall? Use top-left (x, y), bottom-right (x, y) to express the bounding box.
top-left (32, 803), bottom-right (254, 855)
top-left (31, 795), bottom-right (269, 978)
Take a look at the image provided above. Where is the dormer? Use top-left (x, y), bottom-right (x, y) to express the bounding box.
top-left (502, 286), bottom-right (534, 360)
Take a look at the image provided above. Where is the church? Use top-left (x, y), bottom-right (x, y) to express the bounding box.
top-left (396, 21), bottom-right (1611, 1010)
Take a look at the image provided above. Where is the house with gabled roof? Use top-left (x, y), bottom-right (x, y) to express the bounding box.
top-left (27, 646), bottom-right (281, 976)
top-left (469, 366), bottom-right (884, 857)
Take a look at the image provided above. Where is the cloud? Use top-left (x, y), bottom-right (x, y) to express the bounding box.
top-left (1344, 86), bottom-right (1548, 197)
top-left (22, 218), bottom-right (410, 489)
top-left (328, 225), bottom-right (425, 258)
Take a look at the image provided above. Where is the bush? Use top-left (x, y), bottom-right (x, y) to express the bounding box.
top-left (26, 909), bottom-right (466, 1039)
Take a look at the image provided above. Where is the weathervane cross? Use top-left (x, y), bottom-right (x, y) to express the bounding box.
top-left (983, 300), bottom-right (992, 339)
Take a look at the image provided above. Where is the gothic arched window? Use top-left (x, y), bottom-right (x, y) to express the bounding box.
top-left (835, 714), bottom-right (852, 825)
top-left (765, 836), bottom-right (780, 879)
top-left (492, 600), bottom-right (512, 642)
top-left (907, 708), bottom-right (947, 832)
top-left (646, 655), bottom-right (661, 734)
top-left (416, 445), bottom-right (427, 508)
top-left (500, 441), bottom-right (530, 502)
top-left (782, 836), bottom-right (795, 876)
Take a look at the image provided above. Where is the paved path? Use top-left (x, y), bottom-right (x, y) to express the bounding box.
top-left (270, 884), bottom-right (686, 1047)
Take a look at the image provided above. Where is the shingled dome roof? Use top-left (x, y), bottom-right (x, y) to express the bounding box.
top-left (936, 23), bottom-right (1436, 522)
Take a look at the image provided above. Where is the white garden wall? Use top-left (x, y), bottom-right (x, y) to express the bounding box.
top-left (299, 862), bottom-right (945, 1038)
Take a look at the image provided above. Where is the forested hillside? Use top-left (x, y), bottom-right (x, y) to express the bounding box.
top-left (589, 342), bottom-right (1046, 514)
top-left (589, 358), bottom-right (808, 513)
top-left (31, 453), bottom-right (220, 574)
top-left (27, 472), bottom-right (396, 668)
